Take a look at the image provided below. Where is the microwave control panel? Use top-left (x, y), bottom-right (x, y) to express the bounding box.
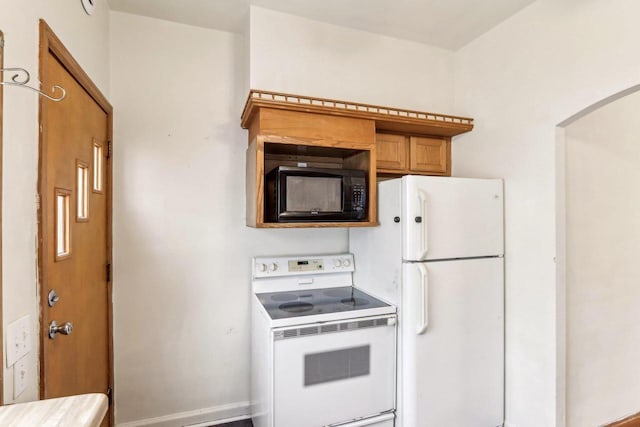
top-left (352, 184), bottom-right (366, 211)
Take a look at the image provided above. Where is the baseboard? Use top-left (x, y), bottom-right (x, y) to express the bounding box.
top-left (116, 401), bottom-right (250, 427)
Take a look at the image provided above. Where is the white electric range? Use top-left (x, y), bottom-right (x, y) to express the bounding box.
top-left (251, 253), bottom-right (397, 427)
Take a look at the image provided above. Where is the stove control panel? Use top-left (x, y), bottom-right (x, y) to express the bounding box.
top-left (253, 254), bottom-right (355, 278)
top-left (288, 259), bottom-right (324, 272)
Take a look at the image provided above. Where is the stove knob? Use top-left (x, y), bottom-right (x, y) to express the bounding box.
top-left (342, 258), bottom-right (351, 267)
top-left (257, 263), bottom-right (267, 273)
top-left (269, 263), bottom-right (278, 272)
top-left (333, 259), bottom-right (343, 267)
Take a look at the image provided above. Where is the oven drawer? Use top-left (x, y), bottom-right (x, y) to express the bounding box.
top-left (272, 315), bottom-right (396, 427)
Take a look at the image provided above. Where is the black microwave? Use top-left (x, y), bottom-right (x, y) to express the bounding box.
top-left (265, 166), bottom-right (367, 222)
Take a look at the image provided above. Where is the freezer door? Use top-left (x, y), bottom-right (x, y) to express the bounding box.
top-left (399, 258), bottom-right (504, 427)
top-left (402, 176), bottom-right (504, 261)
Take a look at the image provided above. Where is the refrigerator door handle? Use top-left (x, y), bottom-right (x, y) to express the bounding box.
top-left (417, 190), bottom-right (429, 260)
top-left (417, 263), bottom-right (429, 334)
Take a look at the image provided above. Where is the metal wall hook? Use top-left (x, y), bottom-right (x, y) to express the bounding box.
top-left (3, 67), bottom-right (31, 84)
top-left (1, 66), bottom-right (67, 102)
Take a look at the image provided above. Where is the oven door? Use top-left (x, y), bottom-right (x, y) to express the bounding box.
top-left (272, 315), bottom-right (396, 427)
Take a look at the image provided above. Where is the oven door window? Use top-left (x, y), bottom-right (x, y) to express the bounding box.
top-left (305, 345), bottom-right (370, 386)
top-left (273, 320), bottom-right (395, 427)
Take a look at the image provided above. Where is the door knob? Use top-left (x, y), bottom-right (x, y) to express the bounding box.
top-left (49, 321), bottom-right (73, 339)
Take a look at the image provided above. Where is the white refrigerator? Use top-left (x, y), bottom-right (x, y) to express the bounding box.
top-left (349, 175), bottom-right (504, 427)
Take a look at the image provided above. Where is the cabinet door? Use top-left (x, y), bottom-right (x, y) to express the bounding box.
top-left (409, 136), bottom-right (449, 174)
top-left (376, 133), bottom-right (407, 171)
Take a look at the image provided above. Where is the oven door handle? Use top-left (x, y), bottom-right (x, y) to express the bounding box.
top-left (326, 412), bottom-right (395, 426)
top-left (417, 263), bottom-right (429, 335)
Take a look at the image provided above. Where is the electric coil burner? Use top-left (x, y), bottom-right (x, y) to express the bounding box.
top-left (251, 253), bottom-right (397, 427)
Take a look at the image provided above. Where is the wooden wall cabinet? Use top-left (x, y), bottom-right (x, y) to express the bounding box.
top-left (376, 133), bottom-right (408, 171)
top-left (244, 107), bottom-right (377, 228)
top-left (376, 133), bottom-right (451, 176)
top-left (241, 90), bottom-right (474, 228)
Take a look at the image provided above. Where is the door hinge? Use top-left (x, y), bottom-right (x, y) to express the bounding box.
top-left (107, 140), bottom-right (112, 159)
top-left (106, 263), bottom-right (111, 283)
top-left (106, 386), bottom-right (113, 406)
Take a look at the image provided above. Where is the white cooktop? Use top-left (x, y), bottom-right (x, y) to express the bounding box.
top-left (252, 253), bottom-right (396, 328)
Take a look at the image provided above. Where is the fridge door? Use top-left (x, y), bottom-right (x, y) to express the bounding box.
top-left (399, 258), bottom-right (504, 427)
top-left (402, 176), bottom-right (504, 261)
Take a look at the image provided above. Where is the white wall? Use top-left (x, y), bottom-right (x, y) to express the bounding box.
top-left (564, 91), bottom-right (640, 426)
top-left (111, 8), bottom-right (455, 425)
top-left (109, 12), bottom-right (347, 425)
top-left (249, 6), bottom-right (454, 113)
top-left (452, 0), bottom-right (640, 426)
top-left (0, 0), bottom-right (110, 403)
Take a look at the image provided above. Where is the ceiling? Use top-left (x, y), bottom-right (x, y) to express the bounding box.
top-left (107, 0), bottom-right (536, 51)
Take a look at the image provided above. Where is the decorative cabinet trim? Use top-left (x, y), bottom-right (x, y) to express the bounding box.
top-left (242, 89), bottom-right (473, 137)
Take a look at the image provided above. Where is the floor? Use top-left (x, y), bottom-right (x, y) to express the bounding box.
top-left (211, 420), bottom-right (253, 427)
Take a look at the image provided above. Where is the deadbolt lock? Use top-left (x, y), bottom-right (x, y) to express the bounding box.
top-left (48, 290), bottom-right (60, 307)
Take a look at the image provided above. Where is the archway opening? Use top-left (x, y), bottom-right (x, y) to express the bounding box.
top-left (558, 87), bottom-right (640, 427)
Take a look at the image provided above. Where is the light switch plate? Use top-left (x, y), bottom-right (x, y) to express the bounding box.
top-left (13, 356), bottom-right (28, 398)
top-left (6, 315), bottom-right (31, 367)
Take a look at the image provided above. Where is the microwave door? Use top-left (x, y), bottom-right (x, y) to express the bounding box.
top-left (284, 174), bottom-right (342, 215)
top-left (266, 166), bottom-right (366, 222)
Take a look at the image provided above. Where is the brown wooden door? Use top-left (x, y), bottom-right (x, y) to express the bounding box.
top-left (38, 22), bottom-right (112, 426)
